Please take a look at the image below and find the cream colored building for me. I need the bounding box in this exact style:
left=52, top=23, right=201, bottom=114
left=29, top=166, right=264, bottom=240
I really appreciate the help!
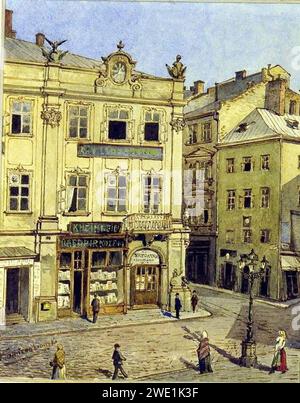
left=0, top=11, right=189, bottom=325
left=217, top=77, right=300, bottom=300
left=183, top=65, right=296, bottom=289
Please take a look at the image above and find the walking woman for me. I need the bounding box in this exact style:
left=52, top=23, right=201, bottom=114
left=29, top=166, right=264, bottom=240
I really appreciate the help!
left=269, top=330, right=288, bottom=374
left=197, top=330, right=213, bottom=374
left=50, top=344, right=66, bottom=380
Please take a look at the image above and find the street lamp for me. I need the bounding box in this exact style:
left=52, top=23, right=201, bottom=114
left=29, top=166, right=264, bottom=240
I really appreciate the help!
left=238, top=249, right=269, bottom=368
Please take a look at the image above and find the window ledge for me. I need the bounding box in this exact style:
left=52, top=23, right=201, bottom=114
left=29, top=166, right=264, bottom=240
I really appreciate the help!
left=62, top=212, right=91, bottom=217
left=4, top=211, right=33, bottom=215
left=66, top=138, right=91, bottom=142
left=102, top=212, right=127, bottom=216
left=8, top=133, right=33, bottom=138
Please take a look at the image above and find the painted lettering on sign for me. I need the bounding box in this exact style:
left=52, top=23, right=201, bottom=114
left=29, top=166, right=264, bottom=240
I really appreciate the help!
left=60, top=238, right=125, bottom=249
left=69, top=222, right=122, bottom=234
left=131, top=250, right=160, bottom=265
left=78, top=144, right=163, bottom=161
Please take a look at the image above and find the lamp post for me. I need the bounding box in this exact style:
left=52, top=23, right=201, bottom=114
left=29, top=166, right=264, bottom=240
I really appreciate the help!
left=238, top=249, right=269, bottom=368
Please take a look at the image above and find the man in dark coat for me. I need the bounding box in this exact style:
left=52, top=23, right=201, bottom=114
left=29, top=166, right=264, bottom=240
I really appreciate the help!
left=91, top=294, right=100, bottom=323
left=112, top=343, right=128, bottom=380
left=175, top=293, right=182, bottom=319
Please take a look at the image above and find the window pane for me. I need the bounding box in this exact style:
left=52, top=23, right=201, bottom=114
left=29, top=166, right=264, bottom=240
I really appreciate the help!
left=69, top=175, right=77, bottom=186
left=108, top=251, right=122, bottom=266
left=80, top=107, right=88, bottom=117
left=70, top=118, right=78, bottom=127
left=92, top=252, right=106, bottom=266
left=118, top=176, right=126, bottom=188
left=69, top=127, right=77, bottom=137
left=10, top=187, right=19, bottom=196
left=21, top=175, right=29, bottom=185
left=108, top=121, right=127, bottom=140
left=108, top=188, right=117, bottom=199
left=22, top=102, right=31, bottom=112
left=78, top=199, right=86, bottom=211
left=79, top=128, right=87, bottom=138
left=78, top=176, right=87, bottom=186
left=118, top=201, right=126, bottom=212
left=20, top=198, right=29, bottom=211
left=12, top=102, right=22, bottom=112
left=153, top=177, right=160, bottom=187
left=145, top=112, right=152, bottom=121
left=80, top=118, right=87, bottom=128
left=22, top=125, right=30, bottom=134
left=69, top=106, right=79, bottom=117
left=107, top=199, right=116, bottom=211
left=153, top=113, right=160, bottom=122
left=23, top=114, right=31, bottom=125
left=12, top=114, right=21, bottom=133
left=119, top=189, right=126, bottom=199
left=108, top=175, right=117, bottom=187
left=78, top=188, right=86, bottom=198
left=10, top=198, right=18, bottom=210
left=21, top=187, right=29, bottom=196
left=144, top=123, right=159, bottom=141
left=119, top=110, right=128, bottom=120
left=109, top=110, right=118, bottom=119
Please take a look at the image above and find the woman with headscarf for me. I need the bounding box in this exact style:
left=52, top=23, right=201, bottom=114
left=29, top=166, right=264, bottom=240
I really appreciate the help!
left=197, top=330, right=213, bottom=374
left=269, top=330, right=288, bottom=374
left=50, top=344, right=66, bottom=380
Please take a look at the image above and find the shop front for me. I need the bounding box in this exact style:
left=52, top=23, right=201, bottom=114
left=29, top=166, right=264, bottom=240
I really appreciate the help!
left=281, top=255, right=300, bottom=300
left=130, top=249, right=162, bottom=307
left=57, top=222, right=127, bottom=317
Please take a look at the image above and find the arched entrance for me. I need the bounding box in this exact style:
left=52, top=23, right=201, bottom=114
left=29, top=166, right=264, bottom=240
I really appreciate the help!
left=130, top=249, right=161, bottom=306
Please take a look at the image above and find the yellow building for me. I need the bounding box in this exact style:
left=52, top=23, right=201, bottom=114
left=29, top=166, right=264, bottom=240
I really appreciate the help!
left=217, top=77, right=300, bottom=300
left=0, top=11, right=189, bottom=325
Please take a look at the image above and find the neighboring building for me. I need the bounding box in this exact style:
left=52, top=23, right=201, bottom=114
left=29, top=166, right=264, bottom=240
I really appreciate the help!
left=217, top=89, right=300, bottom=300
left=183, top=65, right=293, bottom=287
left=0, top=10, right=189, bottom=325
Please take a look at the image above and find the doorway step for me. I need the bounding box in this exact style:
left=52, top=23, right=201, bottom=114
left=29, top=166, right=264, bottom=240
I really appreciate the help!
left=6, top=313, right=27, bottom=325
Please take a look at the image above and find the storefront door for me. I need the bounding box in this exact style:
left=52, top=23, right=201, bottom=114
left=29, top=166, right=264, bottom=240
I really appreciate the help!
left=133, top=266, right=159, bottom=305
left=286, top=271, right=299, bottom=299
left=6, top=268, right=20, bottom=315
left=73, top=251, right=84, bottom=315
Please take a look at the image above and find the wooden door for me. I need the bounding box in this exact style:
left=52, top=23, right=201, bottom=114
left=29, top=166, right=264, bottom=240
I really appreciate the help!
left=133, top=266, right=159, bottom=305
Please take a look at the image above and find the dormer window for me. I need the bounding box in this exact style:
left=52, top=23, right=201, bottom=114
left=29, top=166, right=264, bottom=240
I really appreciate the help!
left=286, top=118, right=299, bottom=129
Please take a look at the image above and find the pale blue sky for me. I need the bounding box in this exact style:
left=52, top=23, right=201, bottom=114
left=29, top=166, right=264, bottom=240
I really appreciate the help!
left=5, top=0, right=300, bottom=90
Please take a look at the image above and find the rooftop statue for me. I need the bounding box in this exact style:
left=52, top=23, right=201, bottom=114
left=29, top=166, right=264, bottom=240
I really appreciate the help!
left=41, top=38, right=69, bottom=63
left=166, top=55, right=186, bottom=80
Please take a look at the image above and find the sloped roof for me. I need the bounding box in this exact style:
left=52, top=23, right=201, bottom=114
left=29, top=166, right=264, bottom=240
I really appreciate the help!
left=5, top=37, right=102, bottom=69
left=0, top=247, right=36, bottom=259
left=222, top=108, right=300, bottom=144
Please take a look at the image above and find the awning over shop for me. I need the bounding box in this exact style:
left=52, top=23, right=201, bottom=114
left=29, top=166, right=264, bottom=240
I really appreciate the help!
left=281, top=255, right=300, bottom=272
left=0, top=247, right=36, bottom=260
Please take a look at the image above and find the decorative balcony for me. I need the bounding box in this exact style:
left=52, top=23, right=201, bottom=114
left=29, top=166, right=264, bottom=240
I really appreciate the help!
left=123, top=213, right=172, bottom=233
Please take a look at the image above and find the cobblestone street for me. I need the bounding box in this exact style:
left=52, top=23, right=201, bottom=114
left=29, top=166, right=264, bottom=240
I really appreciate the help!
left=0, top=287, right=299, bottom=382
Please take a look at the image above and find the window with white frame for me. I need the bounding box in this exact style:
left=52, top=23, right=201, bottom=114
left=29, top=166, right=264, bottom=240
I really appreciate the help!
left=143, top=174, right=162, bottom=213
left=261, top=187, right=270, bottom=208
left=66, top=174, right=88, bottom=213
left=227, top=190, right=236, bottom=210
left=261, top=154, right=270, bottom=171
left=226, top=158, right=235, bottom=173
left=260, top=229, right=270, bottom=243
left=8, top=172, right=31, bottom=212
left=243, top=189, right=252, bottom=209
left=144, top=111, right=160, bottom=141
left=106, top=173, right=127, bottom=212
left=68, top=105, right=88, bottom=139
left=11, top=100, right=32, bottom=135
left=243, top=229, right=252, bottom=243
left=187, top=125, right=197, bottom=144
left=108, top=109, right=129, bottom=140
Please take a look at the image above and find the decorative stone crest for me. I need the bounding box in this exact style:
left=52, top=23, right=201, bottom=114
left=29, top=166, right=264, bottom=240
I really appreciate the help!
left=41, top=38, right=68, bottom=63
left=170, top=117, right=186, bottom=132
left=166, top=55, right=186, bottom=80
left=41, top=107, right=62, bottom=128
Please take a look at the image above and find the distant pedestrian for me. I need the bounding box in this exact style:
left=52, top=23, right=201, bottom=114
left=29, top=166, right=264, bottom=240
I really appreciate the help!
left=91, top=294, right=100, bottom=323
left=175, top=293, right=182, bottom=319
left=191, top=290, right=199, bottom=313
left=197, top=330, right=213, bottom=374
left=50, top=344, right=66, bottom=380
left=112, top=343, right=128, bottom=380
left=269, top=330, right=288, bottom=374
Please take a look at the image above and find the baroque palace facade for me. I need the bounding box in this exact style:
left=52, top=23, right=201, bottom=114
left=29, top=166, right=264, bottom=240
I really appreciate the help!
left=0, top=10, right=189, bottom=325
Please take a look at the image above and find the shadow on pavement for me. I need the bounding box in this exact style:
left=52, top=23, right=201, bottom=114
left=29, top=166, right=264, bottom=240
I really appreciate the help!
left=97, top=368, right=113, bottom=378
left=179, top=357, right=198, bottom=372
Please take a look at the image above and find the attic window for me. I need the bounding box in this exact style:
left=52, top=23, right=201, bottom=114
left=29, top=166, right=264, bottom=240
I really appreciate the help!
left=236, top=123, right=249, bottom=133
left=286, top=119, right=299, bottom=129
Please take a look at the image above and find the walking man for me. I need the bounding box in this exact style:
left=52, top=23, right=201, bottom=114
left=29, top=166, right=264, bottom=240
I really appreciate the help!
left=91, top=294, right=100, bottom=324
left=175, top=293, right=182, bottom=319
left=112, top=343, right=128, bottom=380
left=191, top=290, right=199, bottom=313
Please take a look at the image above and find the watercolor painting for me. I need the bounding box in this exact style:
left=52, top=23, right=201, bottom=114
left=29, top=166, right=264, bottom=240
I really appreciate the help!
left=1, top=0, right=300, bottom=384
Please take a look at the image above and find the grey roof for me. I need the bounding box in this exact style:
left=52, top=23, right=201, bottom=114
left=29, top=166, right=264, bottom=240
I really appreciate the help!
left=222, top=108, right=300, bottom=144
left=0, top=246, right=36, bottom=259
left=5, top=37, right=102, bottom=69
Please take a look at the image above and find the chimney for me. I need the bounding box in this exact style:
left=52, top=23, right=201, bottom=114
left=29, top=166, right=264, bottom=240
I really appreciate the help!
left=235, top=70, right=247, bottom=80
left=193, top=80, right=205, bottom=95
left=265, top=77, right=287, bottom=115
left=5, top=9, right=16, bottom=38
left=35, top=32, right=45, bottom=47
